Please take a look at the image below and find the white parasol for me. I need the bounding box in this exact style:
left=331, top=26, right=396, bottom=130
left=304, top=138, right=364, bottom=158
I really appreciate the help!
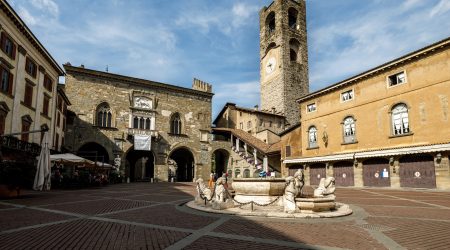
left=33, top=132, right=51, bottom=191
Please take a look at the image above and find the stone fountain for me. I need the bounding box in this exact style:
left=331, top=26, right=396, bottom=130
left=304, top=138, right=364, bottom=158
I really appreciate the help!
left=188, top=169, right=352, bottom=218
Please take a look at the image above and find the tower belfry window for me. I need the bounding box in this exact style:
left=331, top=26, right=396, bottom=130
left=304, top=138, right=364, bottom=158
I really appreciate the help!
left=288, top=8, right=298, bottom=29
left=289, top=39, right=300, bottom=63
left=266, top=12, right=276, bottom=35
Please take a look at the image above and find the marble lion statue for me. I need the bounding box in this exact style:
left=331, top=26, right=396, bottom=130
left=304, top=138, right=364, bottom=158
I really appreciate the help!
left=195, top=178, right=212, bottom=204
left=313, top=177, right=336, bottom=198
left=214, top=177, right=227, bottom=202
left=284, top=169, right=305, bottom=213
left=212, top=177, right=234, bottom=210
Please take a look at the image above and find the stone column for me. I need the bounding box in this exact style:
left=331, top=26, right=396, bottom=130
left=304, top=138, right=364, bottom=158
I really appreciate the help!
left=326, top=163, right=333, bottom=178
left=354, top=160, right=363, bottom=187
left=304, top=164, right=310, bottom=186
left=263, top=155, right=268, bottom=173
left=230, top=134, right=234, bottom=147
left=390, top=157, right=400, bottom=188
left=150, top=116, right=156, bottom=130
left=236, top=138, right=240, bottom=152
left=11, top=46, right=27, bottom=134
left=244, top=143, right=248, bottom=157
left=253, top=148, right=257, bottom=166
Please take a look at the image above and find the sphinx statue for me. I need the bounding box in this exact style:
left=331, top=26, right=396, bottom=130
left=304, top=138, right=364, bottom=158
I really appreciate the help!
left=284, top=169, right=305, bottom=213
left=313, top=177, right=336, bottom=198
left=195, top=178, right=212, bottom=205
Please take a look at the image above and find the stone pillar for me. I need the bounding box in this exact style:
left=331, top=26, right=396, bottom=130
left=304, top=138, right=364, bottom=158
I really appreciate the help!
left=230, top=134, right=234, bottom=148
left=354, top=161, right=363, bottom=187
left=436, top=154, right=450, bottom=190
left=150, top=116, right=156, bottom=130
left=304, top=164, right=310, bottom=186
left=390, top=157, right=400, bottom=188
left=236, top=138, right=240, bottom=152
left=254, top=148, right=257, bottom=166
left=263, top=155, right=268, bottom=172
left=11, top=46, right=27, bottom=134
left=244, top=143, right=248, bottom=157
left=326, top=163, right=333, bottom=178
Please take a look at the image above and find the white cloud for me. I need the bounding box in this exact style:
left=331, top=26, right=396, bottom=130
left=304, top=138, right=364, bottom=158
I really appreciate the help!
left=176, top=2, right=259, bottom=36
left=430, top=0, right=450, bottom=17
left=213, top=80, right=260, bottom=118
left=30, top=0, right=59, bottom=17
left=17, top=7, right=37, bottom=26
left=309, top=0, right=450, bottom=90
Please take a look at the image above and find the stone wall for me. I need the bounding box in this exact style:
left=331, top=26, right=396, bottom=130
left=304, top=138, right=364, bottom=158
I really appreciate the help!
left=63, top=65, right=214, bottom=182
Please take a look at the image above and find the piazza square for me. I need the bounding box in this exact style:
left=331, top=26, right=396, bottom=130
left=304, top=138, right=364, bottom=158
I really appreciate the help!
left=1, top=0, right=450, bottom=249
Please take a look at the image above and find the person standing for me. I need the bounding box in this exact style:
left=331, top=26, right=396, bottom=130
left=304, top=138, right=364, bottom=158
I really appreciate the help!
left=208, top=172, right=214, bottom=188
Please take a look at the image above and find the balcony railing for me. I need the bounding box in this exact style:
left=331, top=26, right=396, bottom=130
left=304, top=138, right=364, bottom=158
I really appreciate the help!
left=127, top=128, right=158, bottom=137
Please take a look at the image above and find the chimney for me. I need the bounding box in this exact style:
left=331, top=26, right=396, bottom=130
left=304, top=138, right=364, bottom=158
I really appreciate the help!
left=254, top=105, right=259, bottom=111
left=271, top=107, right=276, bottom=114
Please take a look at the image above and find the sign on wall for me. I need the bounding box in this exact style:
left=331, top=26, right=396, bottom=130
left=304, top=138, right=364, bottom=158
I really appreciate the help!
left=134, top=135, right=151, bottom=151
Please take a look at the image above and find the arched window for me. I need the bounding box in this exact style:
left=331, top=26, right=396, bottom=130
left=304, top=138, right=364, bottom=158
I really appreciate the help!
left=343, top=116, right=356, bottom=143
left=235, top=169, right=241, bottom=178
left=96, top=103, right=112, bottom=127
left=289, top=39, right=300, bottom=63
left=266, top=12, right=275, bottom=34
left=308, top=126, right=318, bottom=148
left=170, top=113, right=182, bottom=134
left=392, top=103, right=410, bottom=135
left=133, top=116, right=152, bottom=130
left=288, top=8, right=298, bottom=29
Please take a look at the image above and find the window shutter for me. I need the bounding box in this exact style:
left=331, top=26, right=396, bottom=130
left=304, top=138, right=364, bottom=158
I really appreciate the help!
left=7, top=71, right=13, bottom=95
left=0, top=32, right=5, bottom=49
left=11, top=43, right=16, bottom=60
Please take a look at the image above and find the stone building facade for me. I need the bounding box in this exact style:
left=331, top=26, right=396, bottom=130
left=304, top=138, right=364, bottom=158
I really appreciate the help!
left=283, top=37, right=450, bottom=190
left=213, top=102, right=285, bottom=143
left=63, top=65, right=214, bottom=182
left=0, top=1, right=65, bottom=160
left=259, top=0, right=309, bottom=126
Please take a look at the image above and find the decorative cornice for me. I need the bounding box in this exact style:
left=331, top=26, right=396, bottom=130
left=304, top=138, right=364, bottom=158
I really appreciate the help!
left=297, top=36, right=450, bottom=104
left=18, top=45, right=27, bottom=55
left=0, top=56, right=14, bottom=69
left=63, top=64, right=215, bottom=99
left=38, top=65, right=45, bottom=73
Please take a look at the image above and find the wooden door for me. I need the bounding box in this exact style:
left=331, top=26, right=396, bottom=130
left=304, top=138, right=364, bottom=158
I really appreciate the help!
left=333, top=161, right=354, bottom=187
left=400, top=154, right=436, bottom=189
left=363, top=158, right=391, bottom=187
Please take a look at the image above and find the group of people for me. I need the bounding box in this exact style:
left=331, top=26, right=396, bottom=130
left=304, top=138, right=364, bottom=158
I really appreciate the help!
left=208, top=171, right=229, bottom=188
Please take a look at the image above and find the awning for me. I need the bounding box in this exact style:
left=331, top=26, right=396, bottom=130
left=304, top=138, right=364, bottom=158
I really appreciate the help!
left=283, top=142, right=450, bottom=164
left=50, top=153, right=95, bottom=167
left=284, top=153, right=354, bottom=164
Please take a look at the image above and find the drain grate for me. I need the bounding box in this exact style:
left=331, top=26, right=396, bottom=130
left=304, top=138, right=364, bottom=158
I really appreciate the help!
left=358, top=224, right=395, bottom=232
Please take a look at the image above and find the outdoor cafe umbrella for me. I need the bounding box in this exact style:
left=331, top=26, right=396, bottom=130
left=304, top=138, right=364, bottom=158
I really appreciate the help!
left=33, top=132, right=51, bottom=191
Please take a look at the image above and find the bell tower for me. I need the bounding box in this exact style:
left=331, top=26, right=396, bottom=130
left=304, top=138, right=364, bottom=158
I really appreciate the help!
left=259, top=0, right=309, bottom=126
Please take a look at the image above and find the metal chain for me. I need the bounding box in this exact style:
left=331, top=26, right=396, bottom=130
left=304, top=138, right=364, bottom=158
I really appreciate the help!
left=197, top=181, right=217, bottom=202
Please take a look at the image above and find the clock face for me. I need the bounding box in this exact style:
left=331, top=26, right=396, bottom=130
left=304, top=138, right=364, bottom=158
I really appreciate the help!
left=265, top=57, right=276, bottom=74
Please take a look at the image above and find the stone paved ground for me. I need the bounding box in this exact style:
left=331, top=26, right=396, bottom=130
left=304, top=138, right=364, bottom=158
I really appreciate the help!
left=1, top=183, right=450, bottom=250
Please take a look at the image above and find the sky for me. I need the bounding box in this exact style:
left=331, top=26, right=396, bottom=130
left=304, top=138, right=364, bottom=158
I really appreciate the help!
left=8, top=0, right=450, bottom=119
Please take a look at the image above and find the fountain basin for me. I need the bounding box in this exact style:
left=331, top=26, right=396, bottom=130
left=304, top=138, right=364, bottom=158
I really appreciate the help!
left=231, top=178, right=285, bottom=205
left=296, top=196, right=336, bottom=213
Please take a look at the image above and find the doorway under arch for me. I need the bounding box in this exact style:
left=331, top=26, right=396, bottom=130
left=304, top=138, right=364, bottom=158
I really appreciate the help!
left=77, top=142, right=110, bottom=163
left=125, top=147, right=155, bottom=182
left=169, top=147, right=195, bottom=182
left=212, top=149, right=229, bottom=176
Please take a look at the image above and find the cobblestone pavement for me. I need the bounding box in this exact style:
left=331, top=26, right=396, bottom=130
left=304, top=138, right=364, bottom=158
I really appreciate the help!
left=1, top=183, right=450, bottom=249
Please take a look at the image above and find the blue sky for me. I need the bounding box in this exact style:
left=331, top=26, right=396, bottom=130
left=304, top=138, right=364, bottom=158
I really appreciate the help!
left=9, top=0, right=450, bottom=119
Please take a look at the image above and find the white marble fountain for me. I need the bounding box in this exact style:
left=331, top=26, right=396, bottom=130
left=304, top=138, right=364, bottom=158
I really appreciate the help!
left=187, top=169, right=352, bottom=218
